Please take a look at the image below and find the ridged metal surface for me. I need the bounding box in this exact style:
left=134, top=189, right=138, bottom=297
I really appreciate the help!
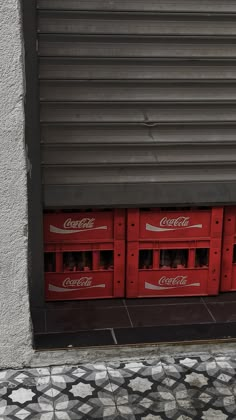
left=38, top=0, right=236, bottom=207
left=39, top=58, right=236, bottom=80
left=37, top=0, right=236, bottom=13
left=39, top=36, right=236, bottom=58
left=38, top=11, right=236, bottom=36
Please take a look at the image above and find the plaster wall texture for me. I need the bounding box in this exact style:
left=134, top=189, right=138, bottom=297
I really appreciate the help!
left=0, top=0, right=34, bottom=368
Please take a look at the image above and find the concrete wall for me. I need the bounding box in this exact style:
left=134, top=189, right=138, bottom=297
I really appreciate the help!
left=0, top=0, right=34, bottom=368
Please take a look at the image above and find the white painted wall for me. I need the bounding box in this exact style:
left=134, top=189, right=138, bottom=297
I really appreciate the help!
left=0, top=0, right=34, bottom=368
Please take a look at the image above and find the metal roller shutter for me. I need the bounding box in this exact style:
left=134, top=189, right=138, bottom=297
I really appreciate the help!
left=37, top=0, right=236, bottom=207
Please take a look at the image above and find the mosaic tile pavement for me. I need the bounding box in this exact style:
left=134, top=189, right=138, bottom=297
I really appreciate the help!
left=2, top=354, right=236, bottom=419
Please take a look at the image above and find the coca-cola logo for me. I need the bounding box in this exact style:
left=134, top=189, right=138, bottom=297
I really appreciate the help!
left=160, top=217, right=190, bottom=227
left=146, top=216, right=202, bottom=232
left=64, top=218, right=95, bottom=229
left=145, top=275, right=200, bottom=291
left=158, top=275, right=187, bottom=286
left=49, top=217, right=108, bottom=235
left=48, top=280, right=106, bottom=293
left=63, top=277, right=92, bottom=288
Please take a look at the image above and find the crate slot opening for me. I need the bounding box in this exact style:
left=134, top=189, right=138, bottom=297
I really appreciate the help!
left=139, top=250, right=153, bottom=269
left=233, top=245, right=236, bottom=263
left=160, top=249, right=188, bottom=269
left=63, top=251, right=93, bottom=272
left=195, top=248, right=209, bottom=268
left=100, top=250, right=114, bottom=270
left=62, top=250, right=114, bottom=272
left=44, top=252, right=56, bottom=272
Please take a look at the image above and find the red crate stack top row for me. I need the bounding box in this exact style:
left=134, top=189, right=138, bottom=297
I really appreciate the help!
left=44, top=210, right=126, bottom=301
left=43, top=206, right=236, bottom=301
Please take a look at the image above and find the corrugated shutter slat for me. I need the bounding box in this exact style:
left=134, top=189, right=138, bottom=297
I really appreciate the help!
left=37, top=0, right=236, bottom=13
left=38, top=0, right=236, bottom=207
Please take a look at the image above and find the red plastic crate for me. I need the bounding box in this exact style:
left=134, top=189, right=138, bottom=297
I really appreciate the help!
left=44, top=210, right=125, bottom=301
left=221, top=206, right=236, bottom=292
left=44, top=242, right=125, bottom=301
left=126, top=208, right=223, bottom=298
left=44, top=209, right=125, bottom=243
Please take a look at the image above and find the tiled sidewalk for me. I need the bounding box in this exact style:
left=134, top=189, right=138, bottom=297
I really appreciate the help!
left=1, top=354, right=236, bottom=419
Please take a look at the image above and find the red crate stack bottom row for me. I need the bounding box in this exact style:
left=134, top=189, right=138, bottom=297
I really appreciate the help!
left=126, top=207, right=224, bottom=298
left=221, top=206, right=236, bottom=292
left=44, top=210, right=125, bottom=301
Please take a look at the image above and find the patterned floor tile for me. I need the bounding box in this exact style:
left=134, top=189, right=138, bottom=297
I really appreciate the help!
left=54, top=407, right=135, bottom=419
left=161, top=356, right=214, bottom=391
left=54, top=406, right=136, bottom=419
left=200, top=407, right=230, bottom=419
left=115, top=405, right=136, bottom=419
left=50, top=363, right=115, bottom=418
left=0, top=413, right=54, bottom=420
left=162, top=355, right=236, bottom=394
left=161, top=355, right=216, bottom=377
left=21, top=414, right=54, bottom=420
left=2, top=354, right=236, bottom=420
left=133, top=415, right=166, bottom=420
left=0, top=370, right=40, bottom=388
left=51, top=363, right=106, bottom=375
left=107, top=360, right=166, bottom=405
left=132, top=400, right=199, bottom=419
left=134, top=400, right=231, bottom=419
left=160, top=356, right=236, bottom=415
left=25, top=368, right=51, bottom=377
left=0, top=367, right=54, bottom=418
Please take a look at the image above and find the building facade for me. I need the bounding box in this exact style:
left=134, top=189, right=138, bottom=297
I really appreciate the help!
left=2, top=0, right=236, bottom=368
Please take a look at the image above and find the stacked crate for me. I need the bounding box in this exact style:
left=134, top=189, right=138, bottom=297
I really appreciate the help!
left=221, top=207, right=236, bottom=292
left=126, top=208, right=223, bottom=298
left=44, top=210, right=125, bottom=300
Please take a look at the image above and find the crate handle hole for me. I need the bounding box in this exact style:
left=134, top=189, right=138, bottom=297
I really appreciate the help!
left=215, top=220, right=219, bottom=224
left=228, top=218, right=232, bottom=222
left=131, top=253, right=134, bottom=256
left=131, top=281, right=134, bottom=284
left=118, top=254, right=121, bottom=257
left=214, top=252, right=217, bottom=254
left=224, top=275, right=227, bottom=278
left=226, top=248, right=229, bottom=251
left=131, top=223, right=135, bottom=227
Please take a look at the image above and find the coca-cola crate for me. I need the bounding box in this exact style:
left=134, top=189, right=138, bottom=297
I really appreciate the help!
left=44, top=242, right=125, bottom=301
left=44, top=209, right=125, bottom=243
left=43, top=209, right=125, bottom=300
left=126, top=207, right=223, bottom=298
left=221, top=206, right=236, bottom=291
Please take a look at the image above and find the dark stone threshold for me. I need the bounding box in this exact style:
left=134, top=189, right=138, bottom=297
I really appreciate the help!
left=34, top=321, right=236, bottom=350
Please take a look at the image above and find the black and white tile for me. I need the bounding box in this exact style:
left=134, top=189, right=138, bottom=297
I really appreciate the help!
left=1, top=354, right=236, bottom=419
left=0, top=367, right=54, bottom=419
left=51, top=363, right=116, bottom=419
